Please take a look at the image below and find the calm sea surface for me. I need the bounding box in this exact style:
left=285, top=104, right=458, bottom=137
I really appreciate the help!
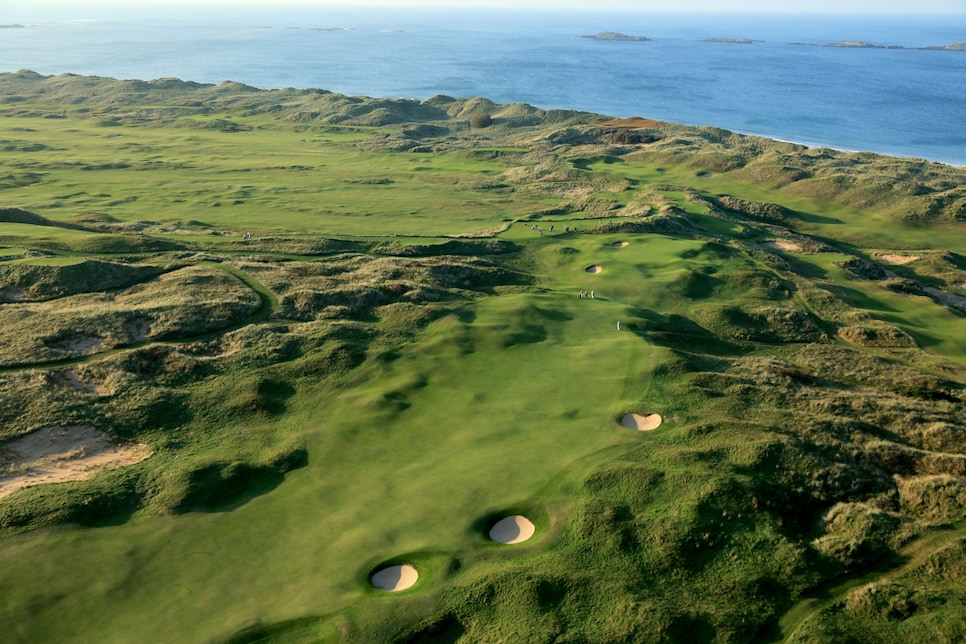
left=2, top=7, right=965, bottom=165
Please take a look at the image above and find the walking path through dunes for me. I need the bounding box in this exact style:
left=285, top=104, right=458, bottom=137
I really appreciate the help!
left=0, top=290, right=659, bottom=642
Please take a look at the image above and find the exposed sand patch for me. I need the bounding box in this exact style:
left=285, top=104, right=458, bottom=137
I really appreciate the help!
left=586, top=265, right=603, bottom=274
left=878, top=253, right=919, bottom=265
left=52, top=370, right=98, bottom=395
left=47, top=335, right=104, bottom=354
left=0, top=425, right=152, bottom=500
left=613, top=241, right=629, bottom=248
left=766, top=240, right=802, bottom=253
left=956, top=282, right=966, bottom=292
left=370, top=564, right=418, bottom=591
left=620, top=413, right=663, bottom=431
left=489, top=515, right=536, bottom=544
left=697, top=172, right=713, bottom=179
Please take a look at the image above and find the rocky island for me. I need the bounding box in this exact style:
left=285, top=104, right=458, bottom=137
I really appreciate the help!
left=793, top=40, right=966, bottom=51
left=925, top=42, right=966, bottom=51
left=581, top=31, right=649, bottom=41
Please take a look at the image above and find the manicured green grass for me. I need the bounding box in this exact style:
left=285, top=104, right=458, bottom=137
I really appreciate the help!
left=6, top=255, right=85, bottom=266
left=0, top=251, right=672, bottom=641
left=0, top=222, right=100, bottom=244
left=2, top=115, right=529, bottom=237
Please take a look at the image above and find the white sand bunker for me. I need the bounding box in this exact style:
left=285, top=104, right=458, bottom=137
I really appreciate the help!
left=878, top=253, right=919, bottom=265
left=489, top=515, right=536, bottom=544
left=0, top=425, right=152, bottom=500
left=586, top=265, right=603, bottom=274
left=613, top=241, right=629, bottom=248
left=370, top=564, right=418, bottom=591
left=620, top=413, right=663, bottom=431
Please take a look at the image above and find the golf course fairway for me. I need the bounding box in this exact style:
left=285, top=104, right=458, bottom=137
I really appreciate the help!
left=0, top=72, right=964, bottom=642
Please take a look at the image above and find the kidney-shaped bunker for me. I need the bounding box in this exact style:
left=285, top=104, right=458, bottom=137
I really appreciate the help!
left=489, top=515, right=536, bottom=544
left=370, top=563, right=418, bottom=591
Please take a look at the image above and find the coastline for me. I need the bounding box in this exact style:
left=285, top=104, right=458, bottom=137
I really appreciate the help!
left=0, top=11, right=963, bottom=168
left=712, top=128, right=966, bottom=168
left=2, top=66, right=962, bottom=168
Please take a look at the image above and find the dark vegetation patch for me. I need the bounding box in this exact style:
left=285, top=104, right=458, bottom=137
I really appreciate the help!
left=837, top=323, right=917, bottom=348
left=837, top=256, right=888, bottom=280
left=590, top=212, right=698, bottom=237
left=714, top=195, right=797, bottom=224
left=0, top=258, right=163, bottom=301
left=269, top=255, right=529, bottom=321
left=373, top=239, right=519, bottom=257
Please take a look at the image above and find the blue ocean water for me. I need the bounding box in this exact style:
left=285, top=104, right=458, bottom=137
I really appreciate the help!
left=2, top=7, right=965, bottom=165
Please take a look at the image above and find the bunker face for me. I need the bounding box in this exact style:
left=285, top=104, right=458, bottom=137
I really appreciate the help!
left=489, top=515, right=536, bottom=544
left=620, top=413, right=663, bottom=431
left=0, top=425, right=152, bottom=500
left=586, top=265, right=603, bottom=274
left=370, top=564, right=418, bottom=591
left=613, top=241, right=628, bottom=248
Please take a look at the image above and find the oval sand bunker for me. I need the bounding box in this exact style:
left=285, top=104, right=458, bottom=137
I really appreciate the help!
left=370, top=564, right=418, bottom=591
left=620, top=413, right=663, bottom=431
left=613, top=241, right=628, bottom=248
left=489, top=515, right=536, bottom=544
left=585, top=265, right=603, bottom=274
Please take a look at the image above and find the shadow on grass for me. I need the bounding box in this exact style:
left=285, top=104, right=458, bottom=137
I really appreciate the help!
left=0, top=473, right=144, bottom=532
left=174, top=449, right=308, bottom=514
left=393, top=613, right=466, bottom=644
left=625, top=307, right=749, bottom=356
left=825, top=283, right=900, bottom=313
left=224, top=614, right=341, bottom=644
